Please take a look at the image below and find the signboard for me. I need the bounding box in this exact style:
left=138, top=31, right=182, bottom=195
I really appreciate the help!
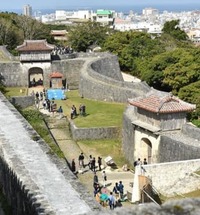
left=47, top=89, right=66, bottom=100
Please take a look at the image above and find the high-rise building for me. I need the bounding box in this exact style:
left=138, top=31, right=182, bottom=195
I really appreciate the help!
left=23, top=4, right=32, bottom=17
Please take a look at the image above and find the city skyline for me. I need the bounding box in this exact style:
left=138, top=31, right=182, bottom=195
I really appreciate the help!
left=0, top=0, right=200, bottom=10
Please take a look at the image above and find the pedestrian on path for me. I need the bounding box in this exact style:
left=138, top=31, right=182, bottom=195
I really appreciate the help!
left=88, top=155, right=93, bottom=170
left=71, top=159, right=76, bottom=173
left=78, top=153, right=85, bottom=169
left=92, top=157, right=96, bottom=172
left=102, top=171, right=107, bottom=187
left=108, top=192, right=115, bottom=210
left=93, top=172, right=99, bottom=187
left=98, top=157, right=102, bottom=171
left=57, top=106, right=63, bottom=118
left=118, top=181, right=124, bottom=200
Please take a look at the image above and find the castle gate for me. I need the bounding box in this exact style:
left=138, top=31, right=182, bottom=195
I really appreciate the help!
left=140, top=138, right=152, bottom=164
left=29, top=67, right=44, bottom=87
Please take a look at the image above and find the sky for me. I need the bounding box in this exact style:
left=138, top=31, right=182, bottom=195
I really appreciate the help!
left=1, top=0, right=200, bottom=10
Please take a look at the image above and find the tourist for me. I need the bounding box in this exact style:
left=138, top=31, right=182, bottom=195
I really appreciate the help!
left=40, top=91, right=43, bottom=101
left=93, top=183, right=101, bottom=197
left=82, top=104, right=86, bottom=116
left=42, top=99, right=46, bottom=109
left=137, top=158, right=142, bottom=166
left=88, top=155, right=93, bottom=170
left=98, top=157, right=102, bottom=171
left=70, top=107, right=74, bottom=119
left=35, top=98, right=40, bottom=109
left=92, top=157, right=96, bottom=172
left=102, top=171, right=107, bottom=187
left=46, top=99, right=51, bottom=112
left=113, top=182, right=120, bottom=202
left=43, top=88, right=46, bottom=97
left=93, top=172, right=99, bottom=187
left=57, top=106, right=63, bottom=118
left=78, top=152, right=85, bottom=169
left=134, top=158, right=142, bottom=167
left=50, top=101, right=56, bottom=116
left=79, top=104, right=83, bottom=116
left=35, top=91, right=39, bottom=99
left=118, top=181, right=124, bottom=200
left=113, top=182, right=119, bottom=195
left=72, top=105, right=77, bottom=116
left=108, top=192, right=115, bottom=210
left=71, top=159, right=76, bottom=173
left=143, top=158, right=148, bottom=165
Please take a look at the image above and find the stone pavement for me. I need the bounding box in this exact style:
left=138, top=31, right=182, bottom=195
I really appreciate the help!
left=40, top=107, right=135, bottom=205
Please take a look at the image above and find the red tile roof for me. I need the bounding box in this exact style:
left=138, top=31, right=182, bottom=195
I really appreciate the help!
left=16, top=40, right=55, bottom=51
left=129, top=94, right=196, bottom=113
left=50, top=72, right=63, bottom=78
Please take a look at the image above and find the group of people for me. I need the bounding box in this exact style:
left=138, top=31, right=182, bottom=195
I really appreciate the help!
left=93, top=173, right=125, bottom=210
left=88, top=155, right=102, bottom=172
left=52, top=45, right=73, bottom=56
left=70, top=152, right=126, bottom=210
left=30, top=78, right=43, bottom=87
left=70, top=104, right=86, bottom=119
left=133, top=158, right=148, bottom=167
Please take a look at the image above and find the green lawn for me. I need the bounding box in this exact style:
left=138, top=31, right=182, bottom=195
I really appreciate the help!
left=6, top=87, right=27, bottom=97
left=5, top=88, right=126, bottom=127
left=77, top=139, right=129, bottom=168
left=55, top=90, right=126, bottom=127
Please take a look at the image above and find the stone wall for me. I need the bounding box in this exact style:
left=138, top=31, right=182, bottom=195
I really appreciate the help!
left=9, top=96, right=35, bottom=109
left=158, top=134, right=200, bottom=163
left=0, top=151, right=46, bottom=215
left=0, top=59, right=86, bottom=90
left=182, top=123, right=200, bottom=141
left=122, top=106, right=137, bottom=164
left=143, top=159, right=200, bottom=197
left=0, top=52, right=151, bottom=103
left=0, top=62, right=22, bottom=87
left=0, top=92, right=101, bottom=214
left=90, top=55, right=123, bottom=81
left=79, top=56, right=150, bottom=103
left=51, top=59, right=85, bottom=90
left=69, top=120, right=120, bottom=141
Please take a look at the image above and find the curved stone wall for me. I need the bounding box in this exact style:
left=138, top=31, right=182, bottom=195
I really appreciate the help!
left=79, top=55, right=150, bottom=103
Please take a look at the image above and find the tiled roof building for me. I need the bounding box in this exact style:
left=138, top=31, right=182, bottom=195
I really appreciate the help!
left=128, top=94, right=196, bottom=113
left=123, top=91, right=196, bottom=165
left=17, top=40, right=54, bottom=52
left=16, top=40, right=54, bottom=62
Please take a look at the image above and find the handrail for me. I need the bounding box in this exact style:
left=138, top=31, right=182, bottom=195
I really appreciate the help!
left=142, top=189, right=160, bottom=206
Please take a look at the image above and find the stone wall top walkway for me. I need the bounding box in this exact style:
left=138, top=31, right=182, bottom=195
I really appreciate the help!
left=0, top=92, right=92, bottom=214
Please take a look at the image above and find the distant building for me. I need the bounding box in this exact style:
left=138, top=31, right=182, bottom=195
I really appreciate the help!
left=55, top=10, right=67, bottom=20
left=95, top=9, right=115, bottom=26
left=23, top=4, right=32, bottom=17
left=142, top=8, right=159, bottom=16
left=50, top=30, right=68, bottom=41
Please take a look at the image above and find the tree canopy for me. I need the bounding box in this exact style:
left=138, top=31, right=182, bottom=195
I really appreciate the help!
left=68, top=21, right=110, bottom=52
left=162, top=20, right=188, bottom=41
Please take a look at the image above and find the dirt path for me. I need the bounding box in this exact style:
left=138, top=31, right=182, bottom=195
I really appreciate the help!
left=43, top=111, right=134, bottom=208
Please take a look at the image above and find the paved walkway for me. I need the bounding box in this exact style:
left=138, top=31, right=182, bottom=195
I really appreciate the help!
left=40, top=107, right=135, bottom=205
